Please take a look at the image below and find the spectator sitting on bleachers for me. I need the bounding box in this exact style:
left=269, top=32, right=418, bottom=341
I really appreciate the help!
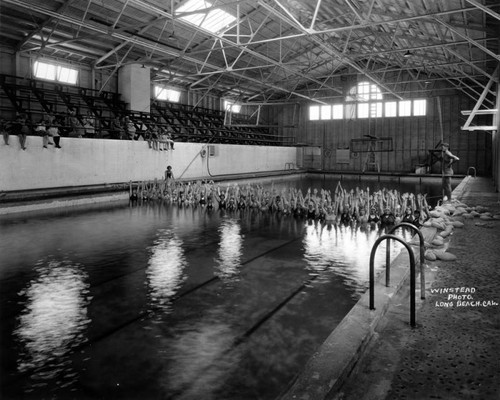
left=124, top=116, right=136, bottom=140
left=50, top=115, right=63, bottom=148
left=83, top=113, right=96, bottom=138
left=11, top=113, right=29, bottom=150
left=68, top=109, right=84, bottom=138
left=35, top=116, right=51, bottom=148
left=111, top=116, right=124, bottom=139
left=165, top=128, right=175, bottom=150
left=147, top=124, right=159, bottom=150
left=158, top=126, right=168, bottom=151
left=1, top=118, right=11, bottom=145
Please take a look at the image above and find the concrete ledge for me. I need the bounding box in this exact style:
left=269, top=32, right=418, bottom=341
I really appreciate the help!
left=281, top=226, right=436, bottom=400
left=0, top=192, right=128, bottom=215
left=451, top=175, right=473, bottom=199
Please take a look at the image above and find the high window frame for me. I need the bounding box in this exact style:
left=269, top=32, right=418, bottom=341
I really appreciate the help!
left=224, top=100, right=241, bottom=113
left=33, top=60, right=79, bottom=85
left=308, top=80, right=427, bottom=121
left=154, top=85, right=181, bottom=102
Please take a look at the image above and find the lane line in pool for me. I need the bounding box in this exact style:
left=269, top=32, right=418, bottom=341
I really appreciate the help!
left=234, top=274, right=319, bottom=345
left=173, top=235, right=305, bottom=301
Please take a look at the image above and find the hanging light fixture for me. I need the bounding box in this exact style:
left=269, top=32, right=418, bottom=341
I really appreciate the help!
left=403, top=50, right=412, bottom=58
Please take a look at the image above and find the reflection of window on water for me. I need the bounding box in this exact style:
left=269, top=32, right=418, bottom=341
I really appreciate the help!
left=146, top=230, right=186, bottom=313
left=215, top=219, right=243, bottom=281
left=302, top=224, right=408, bottom=291
left=15, top=258, right=90, bottom=382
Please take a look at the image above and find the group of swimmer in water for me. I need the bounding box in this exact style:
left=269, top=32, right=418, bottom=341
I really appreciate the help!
left=129, top=169, right=431, bottom=228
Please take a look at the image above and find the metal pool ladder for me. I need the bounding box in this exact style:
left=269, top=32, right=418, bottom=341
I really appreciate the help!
left=467, top=166, right=477, bottom=177
left=369, top=222, right=426, bottom=327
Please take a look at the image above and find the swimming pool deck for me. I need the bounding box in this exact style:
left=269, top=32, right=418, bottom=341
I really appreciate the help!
left=283, top=176, right=500, bottom=400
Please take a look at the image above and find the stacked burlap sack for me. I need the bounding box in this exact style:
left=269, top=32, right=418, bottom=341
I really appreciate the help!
left=421, top=200, right=500, bottom=261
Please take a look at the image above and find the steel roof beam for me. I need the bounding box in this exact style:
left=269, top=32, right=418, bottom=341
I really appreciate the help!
left=15, top=0, right=74, bottom=51
left=260, top=0, right=403, bottom=99
left=465, top=0, right=500, bottom=22
left=128, top=0, right=343, bottom=97
left=434, top=18, right=500, bottom=62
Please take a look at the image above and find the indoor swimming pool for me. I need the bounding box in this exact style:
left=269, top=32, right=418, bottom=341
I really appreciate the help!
left=0, top=175, right=440, bottom=399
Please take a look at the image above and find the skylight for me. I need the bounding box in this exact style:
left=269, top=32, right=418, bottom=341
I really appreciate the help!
left=176, top=0, right=236, bottom=34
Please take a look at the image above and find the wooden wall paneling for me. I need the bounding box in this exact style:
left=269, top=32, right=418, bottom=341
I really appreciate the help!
left=387, top=117, right=397, bottom=172
left=372, top=118, right=384, bottom=170
left=421, top=114, right=430, bottom=165
left=478, top=131, right=492, bottom=175
left=410, top=118, right=420, bottom=171
left=383, top=118, right=391, bottom=172
left=475, top=132, right=485, bottom=175
left=341, top=119, right=351, bottom=171
left=485, top=133, right=493, bottom=176
left=331, top=121, right=340, bottom=170
left=456, top=127, right=469, bottom=176
left=464, top=131, right=472, bottom=175
left=450, top=96, right=461, bottom=151
left=394, top=116, right=404, bottom=172
left=468, top=131, right=478, bottom=175
left=399, top=118, right=408, bottom=172
left=457, top=96, right=469, bottom=175
left=356, top=119, right=367, bottom=172
left=472, top=132, right=481, bottom=175
left=444, top=96, right=454, bottom=145
left=414, top=117, right=424, bottom=167
left=331, top=120, right=339, bottom=170
left=407, top=118, right=413, bottom=171
left=428, top=98, right=440, bottom=173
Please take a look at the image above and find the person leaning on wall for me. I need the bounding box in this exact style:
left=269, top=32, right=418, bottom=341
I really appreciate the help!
left=440, top=142, right=460, bottom=203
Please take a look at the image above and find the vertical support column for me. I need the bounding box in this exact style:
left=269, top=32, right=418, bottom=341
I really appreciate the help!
left=118, top=64, right=150, bottom=113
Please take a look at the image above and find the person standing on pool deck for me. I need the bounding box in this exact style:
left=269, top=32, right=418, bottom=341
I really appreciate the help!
left=165, top=165, right=174, bottom=184
left=441, top=142, right=459, bottom=203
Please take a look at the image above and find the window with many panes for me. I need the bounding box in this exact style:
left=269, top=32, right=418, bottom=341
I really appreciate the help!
left=399, top=100, right=412, bottom=116
left=224, top=100, right=241, bottom=113
left=332, top=104, right=343, bottom=119
left=347, top=81, right=383, bottom=102
left=33, top=61, right=78, bottom=84
left=154, top=86, right=181, bottom=102
left=413, top=99, right=427, bottom=116
left=308, top=81, right=427, bottom=120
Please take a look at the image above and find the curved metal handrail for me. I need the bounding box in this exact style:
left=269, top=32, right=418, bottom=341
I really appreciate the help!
left=389, top=222, right=426, bottom=300
left=369, top=234, right=417, bottom=327
left=467, top=166, right=476, bottom=178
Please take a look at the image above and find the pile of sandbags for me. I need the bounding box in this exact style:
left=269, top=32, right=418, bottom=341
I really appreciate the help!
left=422, top=200, right=500, bottom=261
left=422, top=200, right=467, bottom=261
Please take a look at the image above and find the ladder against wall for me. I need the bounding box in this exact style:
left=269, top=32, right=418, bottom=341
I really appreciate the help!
left=350, top=136, right=393, bottom=172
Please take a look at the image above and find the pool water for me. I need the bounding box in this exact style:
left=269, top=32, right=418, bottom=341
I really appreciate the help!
left=0, top=184, right=417, bottom=399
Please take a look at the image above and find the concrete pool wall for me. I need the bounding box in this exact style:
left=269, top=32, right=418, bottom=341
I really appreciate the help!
left=0, top=136, right=298, bottom=192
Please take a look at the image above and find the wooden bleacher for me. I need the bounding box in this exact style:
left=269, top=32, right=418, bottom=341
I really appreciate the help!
left=0, top=74, right=295, bottom=146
